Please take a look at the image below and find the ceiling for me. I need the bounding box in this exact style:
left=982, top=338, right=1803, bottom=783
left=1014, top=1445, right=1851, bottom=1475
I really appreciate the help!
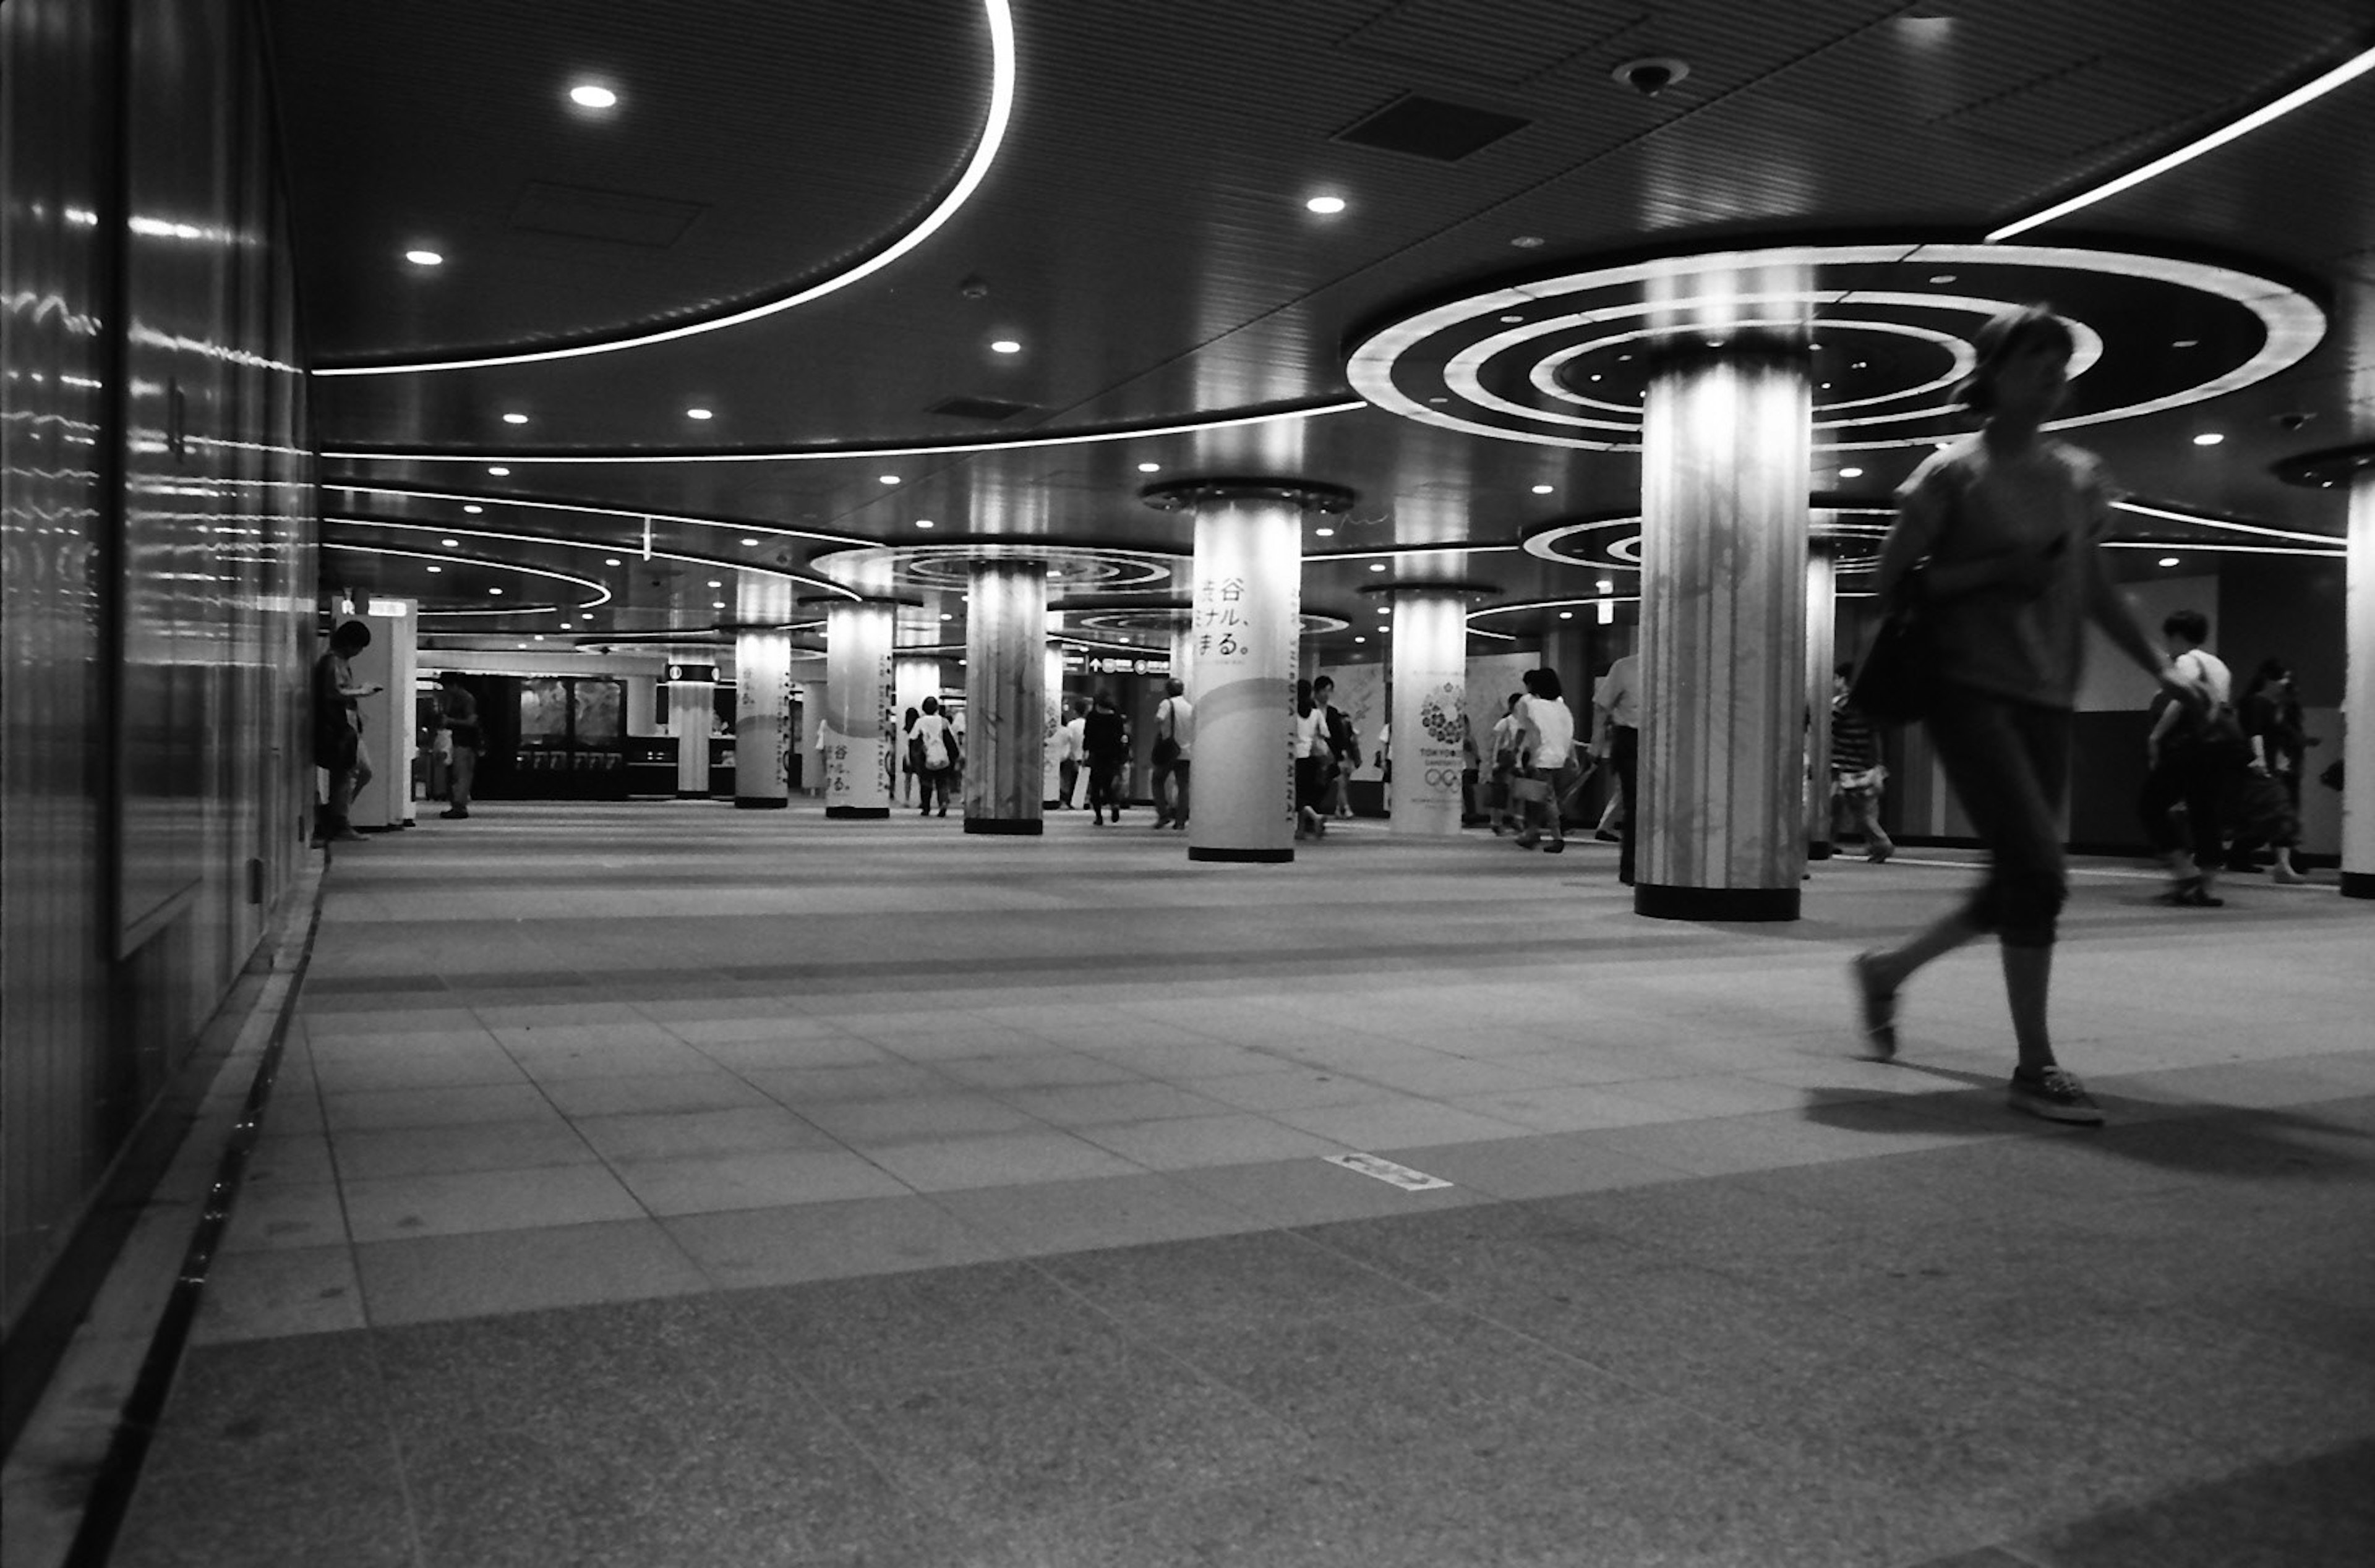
left=269, top=0, right=2375, bottom=657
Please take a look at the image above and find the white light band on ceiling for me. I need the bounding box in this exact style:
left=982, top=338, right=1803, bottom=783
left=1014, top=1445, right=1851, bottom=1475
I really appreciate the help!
left=317, top=1, right=1018, bottom=376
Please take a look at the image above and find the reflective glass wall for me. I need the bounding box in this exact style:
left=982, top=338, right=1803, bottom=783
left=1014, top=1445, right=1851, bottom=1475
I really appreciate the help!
left=2, top=0, right=315, bottom=1438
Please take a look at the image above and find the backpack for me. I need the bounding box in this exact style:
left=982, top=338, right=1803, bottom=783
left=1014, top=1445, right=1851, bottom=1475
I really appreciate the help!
left=922, top=722, right=950, bottom=770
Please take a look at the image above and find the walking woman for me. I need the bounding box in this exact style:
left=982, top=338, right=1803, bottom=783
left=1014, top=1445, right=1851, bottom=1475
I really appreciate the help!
left=1511, top=668, right=1581, bottom=853
left=1293, top=679, right=1337, bottom=840
left=1848, top=305, right=2197, bottom=1126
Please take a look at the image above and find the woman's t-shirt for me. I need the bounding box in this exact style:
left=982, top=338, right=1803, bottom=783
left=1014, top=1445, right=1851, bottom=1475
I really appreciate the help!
left=1891, top=435, right=2114, bottom=710
left=1294, top=707, right=1329, bottom=759
left=1518, top=696, right=1575, bottom=767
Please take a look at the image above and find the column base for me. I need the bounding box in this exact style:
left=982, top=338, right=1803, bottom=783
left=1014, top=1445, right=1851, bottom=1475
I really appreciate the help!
left=2340, top=872, right=2375, bottom=900
left=734, top=796, right=789, bottom=810
left=1187, top=846, right=1294, bottom=864
left=1633, top=883, right=1800, bottom=922
left=825, top=805, right=890, bottom=819
left=963, top=818, right=1044, bottom=837
left=1807, top=841, right=1835, bottom=861
left=675, top=789, right=712, bottom=799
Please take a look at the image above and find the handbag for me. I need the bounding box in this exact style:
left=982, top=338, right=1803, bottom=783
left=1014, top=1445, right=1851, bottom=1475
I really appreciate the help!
left=1507, top=771, right=1551, bottom=804
left=1847, top=577, right=1933, bottom=726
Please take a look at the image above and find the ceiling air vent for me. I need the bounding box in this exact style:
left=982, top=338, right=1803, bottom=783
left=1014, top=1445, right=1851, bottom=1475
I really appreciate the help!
left=1335, top=95, right=1530, bottom=161
left=927, top=395, right=1032, bottom=422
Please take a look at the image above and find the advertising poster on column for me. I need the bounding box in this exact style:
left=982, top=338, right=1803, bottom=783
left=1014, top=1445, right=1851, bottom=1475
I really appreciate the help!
left=823, top=603, right=894, bottom=817
left=1186, top=501, right=1301, bottom=859
left=1390, top=594, right=1468, bottom=835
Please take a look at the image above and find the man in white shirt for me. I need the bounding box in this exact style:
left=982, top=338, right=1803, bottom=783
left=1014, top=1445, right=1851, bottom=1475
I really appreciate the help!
left=1592, top=652, right=1642, bottom=884
left=1151, top=678, right=1194, bottom=830
left=2139, top=608, right=2235, bottom=906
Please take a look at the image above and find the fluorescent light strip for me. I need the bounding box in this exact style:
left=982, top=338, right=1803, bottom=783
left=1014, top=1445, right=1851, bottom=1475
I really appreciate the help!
left=1989, top=46, right=2375, bottom=241
left=322, top=399, right=1369, bottom=465
left=318, top=1, right=1018, bottom=375
left=332, top=484, right=872, bottom=548
left=2103, top=540, right=2341, bottom=559
left=2111, top=500, right=2340, bottom=547
left=1303, top=543, right=1523, bottom=565
left=327, top=518, right=863, bottom=599
left=323, top=542, right=613, bottom=605
left=1468, top=595, right=1640, bottom=621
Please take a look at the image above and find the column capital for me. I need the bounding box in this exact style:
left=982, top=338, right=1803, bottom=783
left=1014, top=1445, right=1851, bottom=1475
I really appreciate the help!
left=1637, top=330, right=1812, bottom=378
left=2270, top=439, right=2374, bottom=490
left=1140, top=477, right=1354, bottom=514
left=800, top=593, right=921, bottom=609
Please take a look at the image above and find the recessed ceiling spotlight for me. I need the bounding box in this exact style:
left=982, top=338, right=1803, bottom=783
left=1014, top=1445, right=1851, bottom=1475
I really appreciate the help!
left=1510, top=236, right=1545, bottom=249
left=1596, top=579, right=1615, bottom=593
left=989, top=339, right=1021, bottom=354
left=2192, top=432, right=2224, bottom=446
left=1137, top=461, right=1161, bottom=473
left=533, top=634, right=544, bottom=641
left=1559, top=611, right=1575, bottom=620
left=740, top=537, right=760, bottom=546
left=1314, top=527, right=1335, bottom=537
left=1369, top=563, right=1387, bottom=572
left=685, top=407, right=713, bottom=420
left=2159, top=556, right=2181, bottom=567
left=488, top=587, right=503, bottom=595
left=501, top=412, right=528, bottom=425
left=2173, top=338, right=2200, bottom=348
left=463, top=505, right=483, bottom=514
left=706, top=579, right=722, bottom=588
left=1839, top=467, right=1864, bottom=479
left=1353, top=636, right=1367, bottom=644
left=1378, top=607, right=1392, bottom=616
left=1500, top=314, right=1525, bottom=324
left=915, top=519, right=935, bottom=529
left=581, top=613, right=594, bottom=620
left=425, top=565, right=442, bottom=573
left=712, top=600, right=725, bottom=610
left=442, top=537, right=460, bottom=547
left=939, top=613, right=954, bottom=621
left=487, top=466, right=509, bottom=475
left=604, top=557, right=620, bottom=566
left=1530, top=484, right=1554, bottom=495
left=1305, top=195, right=1346, bottom=215
left=878, top=474, right=901, bottom=485
left=1928, top=273, right=1956, bottom=283
left=569, top=83, right=618, bottom=109
left=404, top=249, right=443, bottom=266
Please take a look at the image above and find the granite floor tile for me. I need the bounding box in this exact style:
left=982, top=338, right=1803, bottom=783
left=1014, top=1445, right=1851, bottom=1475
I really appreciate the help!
left=1168, top=1153, right=1488, bottom=1227
left=571, top=1105, right=841, bottom=1162
left=664, top=1193, right=1009, bottom=1290
left=857, top=1130, right=1145, bottom=1192
left=1269, top=1097, right=1534, bottom=1151
left=1074, top=1110, right=1348, bottom=1170
left=1035, top=1227, right=1428, bottom=1338
left=218, top=1179, right=348, bottom=1253
left=797, top=1092, right=1043, bottom=1145
left=356, top=1219, right=709, bottom=1325
left=322, top=1081, right=562, bottom=1131
left=823, top=1340, right=1313, bottom=1535
left=332, top=1117, right=599, bottom=1182
left=925, top=1171, right=1264, bottom=1258
left=611, top=1146, right=912, bottom=1216
left=537, top=1070, right=776, bottom=1117
left=190, top=1244, right=367, bottom=1344
left=342, top=1162, right=644, bottom=1242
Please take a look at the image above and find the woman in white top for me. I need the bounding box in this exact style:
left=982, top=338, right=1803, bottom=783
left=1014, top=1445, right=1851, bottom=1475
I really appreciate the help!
left=1293, top=678, right=1333, bottom=840
left=1512, top=668, right=1579, bottom=853
left=2139, top=607, right=2236, bottom=904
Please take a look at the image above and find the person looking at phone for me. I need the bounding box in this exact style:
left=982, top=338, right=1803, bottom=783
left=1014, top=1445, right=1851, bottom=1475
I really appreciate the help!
left=313, top=619, right=383, bottom=843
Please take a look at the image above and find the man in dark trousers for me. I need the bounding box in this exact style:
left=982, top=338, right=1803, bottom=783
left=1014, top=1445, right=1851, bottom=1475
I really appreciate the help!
left=438, top=674, right=479, bottom=819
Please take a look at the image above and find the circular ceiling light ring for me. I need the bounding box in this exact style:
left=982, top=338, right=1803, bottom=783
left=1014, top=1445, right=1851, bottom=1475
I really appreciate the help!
left=317, top=0, right=1018, bottom=377
left=1532, top=317, right=1979, bottom=416
left=1348, top=241, right=2322, bottom=453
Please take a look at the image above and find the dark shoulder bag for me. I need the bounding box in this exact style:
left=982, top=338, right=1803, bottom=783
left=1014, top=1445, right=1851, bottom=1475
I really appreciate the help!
left=1847, top=567, right=1933, bottom=726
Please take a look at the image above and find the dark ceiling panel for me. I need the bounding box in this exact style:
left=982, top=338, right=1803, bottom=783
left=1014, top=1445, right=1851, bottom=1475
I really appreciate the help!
left=280, top=0, right=2371, bottom=642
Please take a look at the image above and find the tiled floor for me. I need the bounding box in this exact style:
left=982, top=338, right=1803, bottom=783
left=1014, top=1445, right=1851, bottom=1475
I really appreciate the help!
left=113, top=801, right=2374, bottom=1566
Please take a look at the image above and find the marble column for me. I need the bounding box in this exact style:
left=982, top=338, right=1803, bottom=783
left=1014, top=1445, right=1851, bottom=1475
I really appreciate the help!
left=671, top=675, right=713, bottom=798
left=1144, top=479, right=1352, bottom=862
left=2345, top=471, right=2375, bottom=898
left=1385, top=586, right=1470, bottom=837
left=823, top=599, right=896, bottom=819
left=733, top=630, right=792, bottom=809
left=1805, top=542, right=1838, bottom=861
left=1636, top=340, right=1812, bottom=920
left=961, top=561, right=1048, bottom=835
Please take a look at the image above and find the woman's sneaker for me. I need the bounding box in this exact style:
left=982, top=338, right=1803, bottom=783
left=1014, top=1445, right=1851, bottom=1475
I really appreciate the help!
left=2008, top=1065, right=2103, bottom=1126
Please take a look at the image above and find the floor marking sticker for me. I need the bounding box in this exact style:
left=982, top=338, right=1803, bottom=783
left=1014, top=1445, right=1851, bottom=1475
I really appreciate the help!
left=1325, top=1153, right=1453, bottom=1190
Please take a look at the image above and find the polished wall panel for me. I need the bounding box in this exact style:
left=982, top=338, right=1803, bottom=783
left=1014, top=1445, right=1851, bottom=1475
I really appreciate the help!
left=1, top=0, right=315, bottom=1399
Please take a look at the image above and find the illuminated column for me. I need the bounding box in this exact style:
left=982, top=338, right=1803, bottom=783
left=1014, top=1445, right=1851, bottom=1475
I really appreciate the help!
left=823, top=598, right=896, bottom=819
left=895, top=655, right=944, bottom=718
left=733, top=629, right=792, bottom=809
left=670, top=668, right=714, bottom=798
left=1144, top=479, right=1352, bottom=863
left=1637, top=340, right=1812, bottom=920
left=1805, top=542, right=1838, bottom=861
left=1168, top=615, right=1197, bottom=696
left=1384, top=584, right=1473, bottom=837
left=961, top=561, right=1047, bottom=835
left=2345, top=471, right=2375, bottom=898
